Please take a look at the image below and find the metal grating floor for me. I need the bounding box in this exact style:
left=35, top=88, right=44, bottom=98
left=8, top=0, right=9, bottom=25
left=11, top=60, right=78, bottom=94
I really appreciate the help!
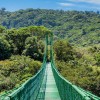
left=45, top=63, right=61, bottom=100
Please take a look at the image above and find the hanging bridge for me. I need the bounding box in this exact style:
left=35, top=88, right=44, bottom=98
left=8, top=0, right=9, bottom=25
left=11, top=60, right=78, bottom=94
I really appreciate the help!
left=0, top=34, right=100, bottom=100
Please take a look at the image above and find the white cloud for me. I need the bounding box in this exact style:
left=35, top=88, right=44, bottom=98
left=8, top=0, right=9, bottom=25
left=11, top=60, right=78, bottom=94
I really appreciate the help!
left=69, top=0, right=100, bottom=4
left=59, top=3, right=74, bottom=7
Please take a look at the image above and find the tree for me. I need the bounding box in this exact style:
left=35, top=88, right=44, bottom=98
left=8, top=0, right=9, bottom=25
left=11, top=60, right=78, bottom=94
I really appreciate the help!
left=23, top=36, right=44, bottom=61
left=0, top=37, right=11, bottom=60
left=0, top=25, right=6, bottom=33
left=54, top=40, right=74, bottom=61
left=7, top=28, right=30, bottom=54
left=23, top=36, right=38, bottom=59
left=95, top=53, right=100, bottom=66
left=37, top=40, right=45, bottom=61
left=0, top=7, right=6, bottom=15
left=82, top=29, right=87, bottom=35
left=1, top=8, right=6, bottom=11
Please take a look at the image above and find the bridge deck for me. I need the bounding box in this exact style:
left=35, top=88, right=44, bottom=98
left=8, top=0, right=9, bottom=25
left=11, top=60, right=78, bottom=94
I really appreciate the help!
left=45, top=63, right=61, bottom=100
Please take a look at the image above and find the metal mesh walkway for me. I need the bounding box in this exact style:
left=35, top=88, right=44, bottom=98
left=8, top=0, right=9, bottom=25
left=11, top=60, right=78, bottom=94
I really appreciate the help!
left=45, top=63, right=61, bottom=100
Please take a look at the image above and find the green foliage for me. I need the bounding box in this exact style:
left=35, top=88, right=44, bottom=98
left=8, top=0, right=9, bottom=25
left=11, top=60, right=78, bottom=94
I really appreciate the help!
left=0, top=55, right=42, bottom=93
left=0, top=37, right=11, bottom=60
left=23, top=36, right=44, bottom=61
left=54, top=40, right=74, bottom=61
left=0, top=9, right=100, bottom=46
left=6, top=28, right=31, bottom=54
left=0, top=24, right=46, bottom=93
left=54, top=42, right=100, bottom=96
left=95, top=53, right=100, bottom=66
left=56, top=60, right=100, bottom=96
left=0, top=25, right=50, bottom=60
left=0, top=25, right=6, bottom=33
left=89, top=46, right=100, bottom=66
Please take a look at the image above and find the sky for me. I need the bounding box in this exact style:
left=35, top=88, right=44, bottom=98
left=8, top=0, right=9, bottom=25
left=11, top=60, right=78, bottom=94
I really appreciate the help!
left=0, top=0, right=100, bottom=12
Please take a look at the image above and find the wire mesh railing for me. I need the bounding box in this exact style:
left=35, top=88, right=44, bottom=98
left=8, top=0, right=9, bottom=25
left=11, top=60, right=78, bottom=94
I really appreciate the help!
left=50, top=34, right=100, bottom=100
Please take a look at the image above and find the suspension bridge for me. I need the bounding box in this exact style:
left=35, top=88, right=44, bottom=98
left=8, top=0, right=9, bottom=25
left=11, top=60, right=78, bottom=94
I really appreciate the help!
left=0, top=34, right=100, bottom=100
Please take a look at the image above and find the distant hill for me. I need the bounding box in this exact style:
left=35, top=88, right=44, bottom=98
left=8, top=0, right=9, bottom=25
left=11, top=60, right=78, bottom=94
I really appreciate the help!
left=0, top=8, right=100, bottom=46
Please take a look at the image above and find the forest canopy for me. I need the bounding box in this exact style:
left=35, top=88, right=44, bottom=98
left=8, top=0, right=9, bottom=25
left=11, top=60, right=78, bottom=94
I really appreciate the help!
left=0, top=25, right=51, bottom=60
left=0, top=8, right=100, bottom=46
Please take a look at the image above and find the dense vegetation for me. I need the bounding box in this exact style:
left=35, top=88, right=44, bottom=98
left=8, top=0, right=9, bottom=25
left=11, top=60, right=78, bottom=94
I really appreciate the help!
left=0, top=8, right=100, bottom=46
left=54, top=40, right=100, bottom=96
left=0, top=25, right=51, bottom=93
left=0, top=25, right=51, bottom=60
left=0, top=8, right=100, bottom=96
left=0, top=55, right=41, bottom=93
